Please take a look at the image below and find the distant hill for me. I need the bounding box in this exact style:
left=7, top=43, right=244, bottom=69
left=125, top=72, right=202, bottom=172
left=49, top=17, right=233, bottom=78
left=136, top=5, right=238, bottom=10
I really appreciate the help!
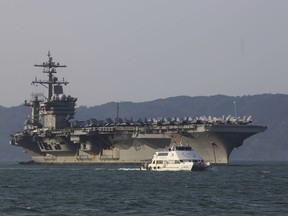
left=1, top=94, right=287, bottom=162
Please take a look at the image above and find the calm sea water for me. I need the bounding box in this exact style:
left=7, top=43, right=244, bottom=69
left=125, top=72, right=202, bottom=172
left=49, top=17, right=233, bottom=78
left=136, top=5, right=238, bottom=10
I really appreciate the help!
left=0, top=161, right=287, bottom=216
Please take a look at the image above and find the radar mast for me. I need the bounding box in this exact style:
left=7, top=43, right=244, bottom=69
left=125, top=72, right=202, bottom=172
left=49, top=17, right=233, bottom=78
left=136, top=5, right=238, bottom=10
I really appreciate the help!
left=33, top=51, right=68, bottom=101
left=29, top=52, right=77, bottom=129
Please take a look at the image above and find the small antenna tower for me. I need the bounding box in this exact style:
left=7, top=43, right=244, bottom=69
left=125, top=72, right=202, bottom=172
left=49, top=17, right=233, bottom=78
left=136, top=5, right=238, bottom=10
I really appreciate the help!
left=116, top=102, right=119, bottom=123
left=234, top=101, right=237, bottom=117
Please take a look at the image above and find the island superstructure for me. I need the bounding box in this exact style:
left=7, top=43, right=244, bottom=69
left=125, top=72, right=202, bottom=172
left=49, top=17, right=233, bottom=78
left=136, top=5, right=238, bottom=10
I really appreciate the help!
left=10, top=53, right=267, bottom=164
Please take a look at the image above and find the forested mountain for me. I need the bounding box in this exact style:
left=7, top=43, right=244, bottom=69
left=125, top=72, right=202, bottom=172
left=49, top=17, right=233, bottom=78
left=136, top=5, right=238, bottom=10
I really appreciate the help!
left=1, top=94, right=287, bottom=162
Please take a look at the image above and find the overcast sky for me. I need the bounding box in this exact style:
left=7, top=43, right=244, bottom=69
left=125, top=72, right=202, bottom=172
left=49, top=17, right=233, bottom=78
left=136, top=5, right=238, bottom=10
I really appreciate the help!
left=0, top=0, right=287, bottom=107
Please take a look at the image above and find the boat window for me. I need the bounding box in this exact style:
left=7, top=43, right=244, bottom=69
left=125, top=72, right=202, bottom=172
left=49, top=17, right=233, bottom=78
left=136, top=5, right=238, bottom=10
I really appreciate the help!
left=158, top=152, right=168, bottom=156
left=181, top=159, right=191, bottom=162
left=167, top=160, right=181, bottom=164
left=156, top=160, right=163, bottom=164
left=175, top=146, right=192, bottom=151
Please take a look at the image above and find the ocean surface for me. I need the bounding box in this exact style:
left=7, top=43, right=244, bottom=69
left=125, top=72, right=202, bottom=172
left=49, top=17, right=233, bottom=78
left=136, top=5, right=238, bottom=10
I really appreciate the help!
left=0, top=161, right=287, bottom=216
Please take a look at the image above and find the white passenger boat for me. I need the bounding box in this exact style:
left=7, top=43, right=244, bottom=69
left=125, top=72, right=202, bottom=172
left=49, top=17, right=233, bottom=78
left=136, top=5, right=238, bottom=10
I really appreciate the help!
left=140, top=146, right=210, bottom=171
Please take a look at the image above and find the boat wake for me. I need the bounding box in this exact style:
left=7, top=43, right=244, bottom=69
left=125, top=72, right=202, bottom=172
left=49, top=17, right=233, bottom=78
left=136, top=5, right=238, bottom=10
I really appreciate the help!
left=118, top=168, right=140, bottom=171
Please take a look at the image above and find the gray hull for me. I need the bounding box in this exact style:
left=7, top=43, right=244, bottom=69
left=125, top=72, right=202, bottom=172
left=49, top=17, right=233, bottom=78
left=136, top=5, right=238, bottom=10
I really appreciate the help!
left=14, top=124, right=266, bottom=165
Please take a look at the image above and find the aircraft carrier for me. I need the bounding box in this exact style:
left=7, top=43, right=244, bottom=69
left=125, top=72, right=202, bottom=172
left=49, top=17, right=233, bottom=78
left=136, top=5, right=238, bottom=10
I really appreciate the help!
left=10, top=52, right=267, bottom=164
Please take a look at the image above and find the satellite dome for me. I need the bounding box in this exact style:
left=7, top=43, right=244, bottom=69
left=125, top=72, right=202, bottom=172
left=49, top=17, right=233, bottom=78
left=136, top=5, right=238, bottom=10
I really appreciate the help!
left=59, top=94, right=66, bottom=101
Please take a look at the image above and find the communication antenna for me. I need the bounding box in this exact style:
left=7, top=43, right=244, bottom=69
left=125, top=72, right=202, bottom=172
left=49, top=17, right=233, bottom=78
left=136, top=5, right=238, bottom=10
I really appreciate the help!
left=233, top=101, right=237, bottom=117
left=116, top=102, right=119, bottom=123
